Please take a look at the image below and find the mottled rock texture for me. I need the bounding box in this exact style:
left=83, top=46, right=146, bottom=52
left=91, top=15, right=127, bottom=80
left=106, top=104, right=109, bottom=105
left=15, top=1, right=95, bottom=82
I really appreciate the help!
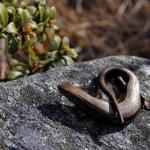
left=0, top=56, right=150, bottom=150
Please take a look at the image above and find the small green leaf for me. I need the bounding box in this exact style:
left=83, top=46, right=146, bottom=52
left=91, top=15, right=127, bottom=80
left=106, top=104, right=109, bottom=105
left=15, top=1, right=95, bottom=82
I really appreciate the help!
left=51, top=36, right=61, bottom=50
left=49, top=28, right=55, bottom=37
left=34, top=0, right=46, bottom=5
left=24, top=9, right=32, bottom=23
left=45, top=28, right=55, bottom=38
left=18, top=8, right=26, bottom=24
left=18, top=8, right=32, bottom=24
left=7, top=6, right=16, bottom=20
left=47, top=51, right=58, bottom=61
left=51, top=21, right=60, bottom=31
left=37, top=22, right=45, bottom=32
left=29, top=20, right=38, bottom=29
left=39, top=6, right=45, bottom=22
left=15, top=65, right=25, bottom=72
left=49, top=7, right=56, bottom=20
left=62, top=56, right=74, bottom=65
left=0, top=3, right=8, bottom=27
left=6, top=22, right=18, bottom=34
left=62, top=36, right=69, bottom=46
left=68, top=48, right=78, bottom=59
left=21, top=2, right=27, bottom=8
left=10, top=59, right=20, bottom=66
left=10, top=58, right=25, bottom=66
left=6, top=71, right=23, bottom=80
left=11, top=0, right=18, bottom=7
left=42, top=33, right=47, bottom=41
left=0, top=33, right=7, bottom=38
left=9, top=37, right=19, bottom=53
left=27, top=6, right=37, bottom=16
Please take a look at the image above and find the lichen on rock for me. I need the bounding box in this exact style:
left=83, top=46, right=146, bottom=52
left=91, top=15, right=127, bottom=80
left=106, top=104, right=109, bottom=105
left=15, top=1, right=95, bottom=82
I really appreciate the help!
left=0, top=56, right=150, bottom=150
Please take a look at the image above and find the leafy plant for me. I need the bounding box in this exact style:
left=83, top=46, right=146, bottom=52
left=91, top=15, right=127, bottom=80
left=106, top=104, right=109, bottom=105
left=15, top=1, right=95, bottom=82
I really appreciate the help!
left=0, top=0, right=78, bottom=81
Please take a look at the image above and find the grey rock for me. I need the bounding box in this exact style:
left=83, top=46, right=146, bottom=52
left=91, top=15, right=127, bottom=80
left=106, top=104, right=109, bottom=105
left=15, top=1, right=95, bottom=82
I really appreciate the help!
left=0, top=56, right=150, bottom=150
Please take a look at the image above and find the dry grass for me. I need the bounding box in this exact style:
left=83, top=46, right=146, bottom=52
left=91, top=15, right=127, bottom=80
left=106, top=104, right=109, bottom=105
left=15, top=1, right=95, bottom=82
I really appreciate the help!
left=51, top=0, right=150, bottom=61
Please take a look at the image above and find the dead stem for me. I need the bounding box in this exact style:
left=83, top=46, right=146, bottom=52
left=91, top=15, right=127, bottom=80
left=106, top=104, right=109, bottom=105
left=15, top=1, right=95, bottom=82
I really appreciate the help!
left=0, top=38, right=8, bottom=80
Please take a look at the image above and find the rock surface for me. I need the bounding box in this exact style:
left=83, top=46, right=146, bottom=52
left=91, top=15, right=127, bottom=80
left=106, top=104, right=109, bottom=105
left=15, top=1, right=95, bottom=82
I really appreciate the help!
left=0, top=56, right=150, bottom=150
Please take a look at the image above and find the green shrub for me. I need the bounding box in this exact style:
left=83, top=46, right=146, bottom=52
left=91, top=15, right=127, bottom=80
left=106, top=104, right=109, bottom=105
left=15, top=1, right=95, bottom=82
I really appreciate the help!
left=0, top=0, right=78, bottom=80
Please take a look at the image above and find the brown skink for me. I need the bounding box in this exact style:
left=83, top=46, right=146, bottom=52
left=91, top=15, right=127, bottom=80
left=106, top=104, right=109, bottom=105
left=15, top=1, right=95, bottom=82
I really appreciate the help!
left=59, top=67, right=142, bottom=125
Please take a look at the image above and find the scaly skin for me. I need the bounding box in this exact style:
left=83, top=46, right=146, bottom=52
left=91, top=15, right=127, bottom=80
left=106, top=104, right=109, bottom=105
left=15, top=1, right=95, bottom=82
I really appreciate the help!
left=59, top=67, right=142, bottom=125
